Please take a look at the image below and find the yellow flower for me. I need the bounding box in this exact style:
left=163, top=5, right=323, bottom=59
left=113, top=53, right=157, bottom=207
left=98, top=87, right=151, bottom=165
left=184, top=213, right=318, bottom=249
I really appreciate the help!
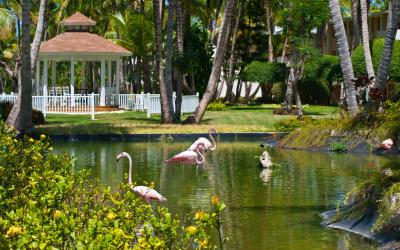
left=29, top=138, right=35, bottom=143
left=48, top=147, right=53, bottom=151
left=107, top=212, right=116, bottom=220
left=53, top=210, right=62, bottom=219
left=211, top=195, right=219, bottom=205
left=6, top=225, right=22, bottom=237
left=186, top=226, right=197, bottom=235
left=199, top=239, right=208, bottom=247
left=195, top=210, right=205, bottom=220
left=124, top=212, right=130, bottom=219
left=40, top=134, right=46, bottom=140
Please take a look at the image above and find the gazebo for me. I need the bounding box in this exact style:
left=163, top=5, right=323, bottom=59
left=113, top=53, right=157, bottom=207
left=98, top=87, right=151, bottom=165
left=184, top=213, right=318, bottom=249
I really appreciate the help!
left=37, top=12, right=131, bottom=106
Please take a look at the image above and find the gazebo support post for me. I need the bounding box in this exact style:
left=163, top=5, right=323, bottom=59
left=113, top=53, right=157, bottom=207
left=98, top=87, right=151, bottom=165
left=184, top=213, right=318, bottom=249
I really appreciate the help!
left=116, top=60, right=120, bottom=106
left=100, top=59, right=106, bottom=106
left=71, top=60, right=75, bottom=106
left=43, top=60, right=48, bottom=111
left=82, top=61, right=86, bottom=95
left=36, top=61, right=40, bottom=95
left=108, top=60, right=112, bottom=105
left=51, top=61, right=56, bottom=95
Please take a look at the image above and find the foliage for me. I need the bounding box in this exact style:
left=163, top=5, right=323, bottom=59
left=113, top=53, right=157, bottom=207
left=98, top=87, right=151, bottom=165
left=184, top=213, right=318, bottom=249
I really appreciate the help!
left=298, top=78, right=330, bottom=105
left=241, top=61, right=286, bottom=84
left=352, top=39, right=400, bottom=82
left=330, top=141, right=348, bottom=152
left=0, top=101, right=45, bottom=125
left=0, top=122, right=221, bottom=248
left=206, top=101, right=226, bottom=111
left=303, top=55, right=342, bottom=83
left=273, top=116, right=319, bottom=132
left=271, top=82, right=286, bottom=103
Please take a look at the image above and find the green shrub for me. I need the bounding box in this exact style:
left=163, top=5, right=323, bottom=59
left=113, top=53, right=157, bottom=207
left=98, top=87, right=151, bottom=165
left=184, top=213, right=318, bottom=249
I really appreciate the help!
left=207, top=100, right=226, bottom=111
left=352, top=39, right=400, bottom=82
left=303, top=55, right=342, bottom=83
left=271, top=82, right=286, bottom=103
left=0, top=122, right=223, bottom=248
left=0, top=101, right=45, bottom=125
left=274, top=116, right=318, bottom=132
left=298, top=78, right=330, bottom=105
left=241, top=61, right=286, bottom=84
left=330, top=141, right=348, bottom=152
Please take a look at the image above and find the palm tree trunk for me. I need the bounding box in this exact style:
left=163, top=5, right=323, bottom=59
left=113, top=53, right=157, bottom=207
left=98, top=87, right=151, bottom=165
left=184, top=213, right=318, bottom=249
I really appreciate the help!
left=174, top=0, right=184, bottom=122
left=328, top=0, right=359, bottom=117
left=210, top=0, right=223, bottom=46
left=226, top=0, right=243, bottom=103
left=186, top=0, right=236, bottom=124
left=153, top=0, right=174, bottom=123
left=265, top=0, right=274, bottom=61
left=165, top=0, right=176, bottom=122
left=31, top=0, right=47, bottom=75
left=142, top=56, right=151, bottom=93
left=351, top=0, right=361, bottom=50
left=6, top=0, right=33, bottom=134
left=369, top=0, right=400, bottom=110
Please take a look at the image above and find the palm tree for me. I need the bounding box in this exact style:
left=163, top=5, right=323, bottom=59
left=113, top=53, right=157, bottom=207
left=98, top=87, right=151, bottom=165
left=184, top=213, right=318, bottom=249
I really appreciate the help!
left=31, top=0, right=47, bottom=75
left=153, top=0, right=174, bottom=123
left=369, top=0, right=400, bottom=110
left=360, top=0, right=374, bottom=78
left=165, top=0, right=176, bottom=123
left=265, top=0, right=274, bottom=62
left=185, top=0, right=236, bottom=124
left=226, top=0, right=243, bottom=103
left=351, top=0, right=361, bottom=50
left=174, top=0, right=184, bottom=122
left=328, top=0, right=359, bottom=117
left=6, top=0, right=33, bottom=134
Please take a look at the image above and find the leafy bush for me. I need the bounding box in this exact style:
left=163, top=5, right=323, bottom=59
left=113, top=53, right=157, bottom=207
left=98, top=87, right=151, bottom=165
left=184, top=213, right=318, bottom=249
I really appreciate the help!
left=330, top=141, right=348, bottom=152
left=0, top=122, right=224, bottom=248
left=303, top=55, right=342, bottom=83
left=0, top=101, right=45, bottom=125
left=274, top=116, right=318, bottom=132
left=271, top=82, right=286, bottom=103
left=298, top=78, right=330, bottom=105
left=207, top=100, right=226, bottom=111
left=352, top=39, right=400, bottom=82
left=241, top=61, right=286, bottom=84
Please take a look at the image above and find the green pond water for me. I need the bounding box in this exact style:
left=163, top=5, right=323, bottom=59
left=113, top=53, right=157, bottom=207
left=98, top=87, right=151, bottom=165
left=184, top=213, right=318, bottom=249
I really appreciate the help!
left=54, top=140, right=399, bottom=250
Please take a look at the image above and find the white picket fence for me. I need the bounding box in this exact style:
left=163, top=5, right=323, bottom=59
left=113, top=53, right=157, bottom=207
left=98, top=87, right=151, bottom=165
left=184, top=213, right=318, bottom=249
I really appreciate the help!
left=1, top=92, right=200, bottom=119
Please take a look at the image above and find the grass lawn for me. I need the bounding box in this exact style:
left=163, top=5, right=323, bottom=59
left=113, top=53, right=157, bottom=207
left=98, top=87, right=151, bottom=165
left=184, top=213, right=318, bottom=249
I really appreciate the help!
left=36, top=104, right=339, bottom=135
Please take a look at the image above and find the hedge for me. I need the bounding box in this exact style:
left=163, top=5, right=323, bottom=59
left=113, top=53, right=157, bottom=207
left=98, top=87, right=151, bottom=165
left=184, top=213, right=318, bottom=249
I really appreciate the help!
left=242, top=61, right=286, bottom=84
left=351, top=38, right=400, bottom=82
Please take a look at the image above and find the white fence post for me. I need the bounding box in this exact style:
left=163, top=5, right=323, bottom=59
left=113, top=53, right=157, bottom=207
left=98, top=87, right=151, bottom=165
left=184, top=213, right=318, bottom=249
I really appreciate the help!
left=91, top=93, right=95, bottom=120
left=147, top=93, right=151, bottom=118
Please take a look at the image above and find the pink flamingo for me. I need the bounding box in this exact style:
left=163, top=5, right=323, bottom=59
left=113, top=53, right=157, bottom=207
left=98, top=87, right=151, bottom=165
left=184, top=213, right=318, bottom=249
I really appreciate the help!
left=165, top=143, right=206, bottom=165
left=380, top=138, right=394, bottom=150
left=188, top=128, right=217, bottom=152
left=117, top=152, right=167, bottom=203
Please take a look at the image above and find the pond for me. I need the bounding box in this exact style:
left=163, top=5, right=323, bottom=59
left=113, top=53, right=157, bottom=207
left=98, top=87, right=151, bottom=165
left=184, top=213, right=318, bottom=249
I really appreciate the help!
left=54, top=139, right=398, bottom=250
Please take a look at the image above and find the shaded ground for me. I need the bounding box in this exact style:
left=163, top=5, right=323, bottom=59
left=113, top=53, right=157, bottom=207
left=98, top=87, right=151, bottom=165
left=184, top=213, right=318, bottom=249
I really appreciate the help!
left=36, top=104, right=339, bottom=135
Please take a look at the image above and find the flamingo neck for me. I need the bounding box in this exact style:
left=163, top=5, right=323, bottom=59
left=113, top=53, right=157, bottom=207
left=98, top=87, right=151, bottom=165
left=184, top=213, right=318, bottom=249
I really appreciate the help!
left=196, top=148, right=205, bottom=165
left=209, top=131, right=216, bottom=151
left=125, top=154, right=133, bottom=187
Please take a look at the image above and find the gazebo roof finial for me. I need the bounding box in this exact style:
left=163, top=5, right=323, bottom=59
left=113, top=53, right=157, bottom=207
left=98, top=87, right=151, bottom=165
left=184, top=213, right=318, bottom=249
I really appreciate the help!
left=60, top=12, right=96, bottom=27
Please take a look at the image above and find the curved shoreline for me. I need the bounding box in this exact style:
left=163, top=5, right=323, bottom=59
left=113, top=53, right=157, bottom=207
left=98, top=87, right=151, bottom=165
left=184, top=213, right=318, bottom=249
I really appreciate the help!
left=46, top=132, right=289, bottom=142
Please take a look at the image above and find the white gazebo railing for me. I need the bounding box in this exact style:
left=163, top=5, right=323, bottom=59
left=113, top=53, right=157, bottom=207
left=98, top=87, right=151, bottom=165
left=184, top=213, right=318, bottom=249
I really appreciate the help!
left=1, top=92, right=200, bottom=120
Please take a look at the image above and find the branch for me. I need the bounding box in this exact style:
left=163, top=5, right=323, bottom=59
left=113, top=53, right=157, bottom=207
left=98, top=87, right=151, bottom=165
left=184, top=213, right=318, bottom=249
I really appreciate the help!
left=0, top=61, right=16, bottom=78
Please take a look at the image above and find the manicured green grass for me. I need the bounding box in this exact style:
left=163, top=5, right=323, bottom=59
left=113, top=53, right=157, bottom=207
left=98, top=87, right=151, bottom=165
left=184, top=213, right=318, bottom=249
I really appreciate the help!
left=36, top=104, right=339, bottom=135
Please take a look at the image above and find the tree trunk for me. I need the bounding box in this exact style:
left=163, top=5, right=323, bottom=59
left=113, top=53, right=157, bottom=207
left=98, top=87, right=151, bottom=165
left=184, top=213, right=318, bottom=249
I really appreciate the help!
left=154, top=0, right=174, bottom=123
left=210, top=0, right=223, bottom=47
left=174, top=0, right=184, bottom=122
left=165, top=0, right=176, bottom=122
left=142, top=56, right=152, bottom=93
left=31, top=0, right=47, bottom=75
left=226, top=0, right=242, bottom=103
left=369, top=0, right=400, bottom=110
left=261, top=84, right=272, bottom=102
left=351, top=0, right=361, bottom=50
left=185, top=0, right=236, bottom=124
left=6, top=0, right=33, bottom=134
left=281, top=37, right=288, bottom=63
left=265, top=0, right=274, bottom=61
left=328, top=0, right=359, bottom=117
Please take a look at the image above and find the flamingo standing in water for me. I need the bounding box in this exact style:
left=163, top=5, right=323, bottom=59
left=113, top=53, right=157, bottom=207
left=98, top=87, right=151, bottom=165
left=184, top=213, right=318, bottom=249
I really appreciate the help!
left=165, top=143, right=206, bottom=165
left=117, top=152, right=167, bottom=203
left=188, top=128, right=217, bottom=152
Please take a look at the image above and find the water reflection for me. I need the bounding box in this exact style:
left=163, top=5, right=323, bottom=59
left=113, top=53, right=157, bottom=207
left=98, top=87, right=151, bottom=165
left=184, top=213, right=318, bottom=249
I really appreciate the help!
left=54, top=141, right=398, bottom=250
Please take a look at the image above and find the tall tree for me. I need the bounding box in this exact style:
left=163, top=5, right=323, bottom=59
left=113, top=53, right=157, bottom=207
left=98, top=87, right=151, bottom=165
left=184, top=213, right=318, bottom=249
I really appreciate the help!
left=153, top=0, right=174, bottom=123
left=360, top=0, right=374, bottom=78
left=174, top=0, right=184, bottom=122
left=165, top=0, right=176, bottom=122
left=225, top=0, right=243, bottom=103
left=185, top=0, right=236, bottom=124
left=31, top=0, right=47, bottom=74
left=328, top=0, right=359, bottom=117
left=369, top=0, right=400, bottom=110
left=6, top=0, right=33, bottom=134
left=351, top=0, right=361, bottom=50
left=265, top=0, right=274, bottom=62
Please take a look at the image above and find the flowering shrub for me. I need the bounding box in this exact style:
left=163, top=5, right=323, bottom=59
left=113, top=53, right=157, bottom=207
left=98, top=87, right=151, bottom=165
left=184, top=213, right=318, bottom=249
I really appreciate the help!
left=0, top=122, right=225, bottom=249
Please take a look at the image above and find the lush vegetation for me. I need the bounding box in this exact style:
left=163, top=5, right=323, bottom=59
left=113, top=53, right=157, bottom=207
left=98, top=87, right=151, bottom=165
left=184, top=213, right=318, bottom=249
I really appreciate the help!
left=241, top=61, right=286, bottom=84
left=0, top=122, right=226, bottom=248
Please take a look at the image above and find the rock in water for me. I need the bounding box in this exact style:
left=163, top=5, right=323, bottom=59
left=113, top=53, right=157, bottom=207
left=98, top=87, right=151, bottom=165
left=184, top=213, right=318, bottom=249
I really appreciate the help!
left=259, top=151, right=273, bottom=168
